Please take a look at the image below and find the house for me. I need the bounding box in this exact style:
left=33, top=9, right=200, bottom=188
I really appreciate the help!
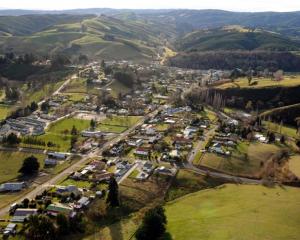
left=169, top=150, right=180, bottom=159
left=134, top=148, right=150, bottom=158
left=3, top=223, right=17, bottom=236
left=128, top=139, right=143, bottom=147
left=74, top=197, right=90, bottom=210
left=11, top=209, right=38, bottom=223
left=56, top=185, right=81, bottom=196
left=142, top=162, right=154, bottom=174
left=155, top=166, right=177, bottom=176
left=44, top=158, right=57, bottom=166
left=81, top=130, right=103, bottom=138
left=136, top=172, right=149, bottom=181
left=48, top=152, right=68, bottom=160
left=0, top=182, right=25, bottom=192
left=47, top=203, right=73, bottom=216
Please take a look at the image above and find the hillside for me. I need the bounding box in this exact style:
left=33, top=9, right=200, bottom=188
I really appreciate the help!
left=177, top=26, right=300, bottom=51
left=0, top=15, right=168, bottom=62
left=165, top=184, right=300, bottom=240
left=0, top=14, right=93, bottom=36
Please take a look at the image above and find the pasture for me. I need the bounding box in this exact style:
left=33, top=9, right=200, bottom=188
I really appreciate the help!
left=0, top=151, right=45, bottom=184
left=200, top=142, right=282, bottom=177
left=165, top=184, right=300, bottom=240
left=216, top=75, right=300, bottom=89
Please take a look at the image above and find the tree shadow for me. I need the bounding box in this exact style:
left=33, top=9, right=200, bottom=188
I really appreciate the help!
left=162, top=232, right=173, bottom=240
left=108, top=218, right=124, bottom=240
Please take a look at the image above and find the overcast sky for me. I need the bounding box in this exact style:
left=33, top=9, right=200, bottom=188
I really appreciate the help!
left=1, top=0, right=300, bottom=12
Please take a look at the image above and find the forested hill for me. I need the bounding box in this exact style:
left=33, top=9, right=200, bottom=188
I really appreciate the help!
left=176, top=27, right=300, bottom=51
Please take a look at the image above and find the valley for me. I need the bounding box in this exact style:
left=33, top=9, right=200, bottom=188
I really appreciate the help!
left=0, top=7, right=299, bottom=240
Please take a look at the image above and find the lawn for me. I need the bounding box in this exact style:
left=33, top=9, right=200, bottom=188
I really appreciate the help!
left=200, top=142, right=282, bottom=177
left=0, top=151, right=45, bottom=184
left=165, top=184, right=300, bottom=240
left=47, top=117, right=91, bottom=134
left=62, top=78, right=88, bottom=94
left=60, top=178, right=92, bottom=189
left=97, top=116, right=141, bottom=133
left=216, top=75, right=300, bottom=89
left=289, top=155, right=300, bottom=178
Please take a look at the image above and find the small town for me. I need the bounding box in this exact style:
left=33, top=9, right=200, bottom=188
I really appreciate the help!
left=0, top=2, right=300, bottom=240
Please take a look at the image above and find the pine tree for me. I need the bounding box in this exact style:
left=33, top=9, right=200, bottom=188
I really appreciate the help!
left=106, top=177, right=119, bottom=207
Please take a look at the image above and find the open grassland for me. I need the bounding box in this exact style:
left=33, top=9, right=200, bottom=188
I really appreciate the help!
left=97, top=116, right=141, bottom=133
left=216, top=75, right=300, bottom=89
left=165, top=184, right=300, bottom=240
left=47, top=117, right=91, bottom=134
left=63, top=93, right=87, bottom=102
left=289, top=155, right=300, bottom=178
left=166, top=170, right=224, bottom=201
left=23, top=80, right=65, bottom=105
left=263, top=121, right=299, bottom=138
left=200, top=142, right=281, bottom=177
left=0, top=104, right=12, bottom=120
left=0, top=151, right=45, bottom=184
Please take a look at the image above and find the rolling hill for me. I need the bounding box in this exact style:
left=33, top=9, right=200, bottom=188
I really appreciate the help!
left=176, top=26, right=300, bottom=51
left=0, top=15, right=169, bottom=62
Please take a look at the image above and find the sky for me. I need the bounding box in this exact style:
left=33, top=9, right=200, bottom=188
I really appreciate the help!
left=0, top=0, right=300, bottom=12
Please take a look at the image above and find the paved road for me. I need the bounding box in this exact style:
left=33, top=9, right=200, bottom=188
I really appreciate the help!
left=0, top=107, right=161, bottom=217
left=184, top=119, right=261, bottom=184
left=187, top=125, right=217, bottom=164
left=37, top=74, right=75, bottom=106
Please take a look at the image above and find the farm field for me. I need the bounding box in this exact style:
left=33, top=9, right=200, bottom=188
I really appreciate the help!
left=216, top=75, right=300, bottom=89
left=289, top=155, right=300, bottom=178
left=165, top=184, right=300, bottom=240
left=200, top=142, right=281, bottom=177
left=0, top=151, right=45, bottom=184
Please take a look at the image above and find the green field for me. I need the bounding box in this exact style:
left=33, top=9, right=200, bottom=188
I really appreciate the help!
left=289, top=155, right=300, bottom=178
left=97, top=116, right=141, bottom=133
left=166, top=170, right=223, bottom=201
left=0, top=151, right=45, bottom=183
left=60, top=178, right=92, bottom=189
left=217, top=76, right=300, bottom=89
left=263, top=121, right=299, bottom=138
left=200, top=142, right=281, bottom=177
left=22, top=117, right=90, bottom=151
left=0, top=104, right=12, bottom=120
left=165, top=184, right=300, bottom=240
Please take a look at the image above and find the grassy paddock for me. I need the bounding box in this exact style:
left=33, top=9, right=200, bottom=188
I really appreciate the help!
left=289, top=155, right=300, bottom=178
left=0, top=151, right=45, bottom=183
left=200, top=142, right=281, bottom=177
left=217, top=75, right=300, bottom=89
left=165, top=184, right=300, bottom=240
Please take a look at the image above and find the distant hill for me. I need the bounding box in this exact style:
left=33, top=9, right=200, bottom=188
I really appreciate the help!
left=176, top=26, right=300, bottom=51
left=0, top=15, right=170, bottom=62
left=1, top=9, right=300, bottom=38
left=0, top=14, right=93, bottom=35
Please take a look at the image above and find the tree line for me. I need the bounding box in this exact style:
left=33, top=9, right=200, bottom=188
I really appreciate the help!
left=168, top=51, right=300, bottom=72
